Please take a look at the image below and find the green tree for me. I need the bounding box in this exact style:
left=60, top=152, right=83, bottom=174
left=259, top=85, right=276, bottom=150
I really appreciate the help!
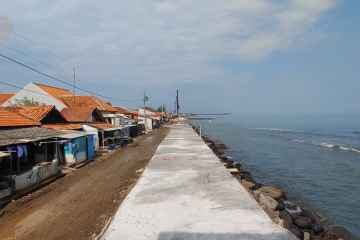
left=8, top=97, right=46, bottom=106
left=145, top=106, right=156, bottom=112
left=156, top=105, right=166, bottom=112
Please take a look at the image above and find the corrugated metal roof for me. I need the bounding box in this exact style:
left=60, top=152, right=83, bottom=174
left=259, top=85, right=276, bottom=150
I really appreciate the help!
left=0, top=127, right=62, bottom=146
left=57, top=131, right=95, bottom=139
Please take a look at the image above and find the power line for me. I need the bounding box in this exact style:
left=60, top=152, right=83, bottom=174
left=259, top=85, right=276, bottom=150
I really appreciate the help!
left=0, top=54, right=142, bottom=102
left=0, top=43, right=138, bottom=97
left=3, top=25, right=142, bottom=92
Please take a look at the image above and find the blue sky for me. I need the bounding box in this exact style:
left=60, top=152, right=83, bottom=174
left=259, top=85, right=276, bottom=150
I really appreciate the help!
left=0, top=0, right=359, bottom=114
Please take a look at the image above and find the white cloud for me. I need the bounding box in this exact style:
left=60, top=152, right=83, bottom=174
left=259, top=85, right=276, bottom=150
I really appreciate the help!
left=1, top=0, right=339, bottom=86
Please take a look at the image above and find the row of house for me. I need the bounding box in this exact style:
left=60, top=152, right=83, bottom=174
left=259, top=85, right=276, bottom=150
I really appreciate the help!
left=0, top=82, right=168, bottom=202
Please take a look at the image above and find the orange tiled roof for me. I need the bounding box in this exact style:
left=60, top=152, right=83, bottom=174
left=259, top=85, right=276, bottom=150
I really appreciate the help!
left=85, top=122, right=119, bottom=130
left=113, top=106, right=138, bottom=115
left=0, top=105, right=55, bottom=122
left=34, top=83, right=73, bottom=102
left=59, top=95, right=117, bottom=112
left=60, top=107, right=97, bottom=122
left=0, top=109, right=40, bottom=127
left=42, top=123, right=83, bottom=130
left=0, top=93, right=14, bottom=105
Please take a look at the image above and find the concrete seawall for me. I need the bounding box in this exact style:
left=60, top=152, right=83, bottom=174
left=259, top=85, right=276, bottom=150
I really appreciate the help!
left=101, top=124, right=298, bottom=240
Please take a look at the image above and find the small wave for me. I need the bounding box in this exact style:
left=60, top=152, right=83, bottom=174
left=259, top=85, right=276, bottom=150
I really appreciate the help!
left=249, top=127, right=292, bottom=132
left=351, top=148, right=360, bottom=154
left=292, top=139, right=360, bottom=154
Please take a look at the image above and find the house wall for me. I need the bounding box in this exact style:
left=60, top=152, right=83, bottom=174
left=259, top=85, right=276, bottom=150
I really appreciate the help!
left=82, top=125, right=99, bottom=149
left=87, top=115, right=93, bottom=122
left=1, top=83, right=67, bottom=110
left=102, top=112, right=121, bottom=126
left=87, top=135, right=94, bottom=159
left=94, top=135, right=99, bottom=149
left=82, top=125, right=99, bottom=137
left=0, top=187, right=11, bottom=199
left=64, top=137, right=87, bottom=164
left=138, top=108, right=155, bottom=115
left=138, top=117, right=153, bottom=130
left=15, top=159, right=59, bottom=191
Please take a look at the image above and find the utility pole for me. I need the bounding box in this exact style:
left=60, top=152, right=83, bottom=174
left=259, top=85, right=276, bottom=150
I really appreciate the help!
left=161, top=101, right=164, bottom=123
left=73, top=68, right=76, bottom=105
left=143, top=91, right=148, bottom=133
left=176, top=90, right=179, bottom=117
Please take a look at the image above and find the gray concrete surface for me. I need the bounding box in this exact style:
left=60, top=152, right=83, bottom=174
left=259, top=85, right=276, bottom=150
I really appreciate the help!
left=101, top=124, right=297, bottom=240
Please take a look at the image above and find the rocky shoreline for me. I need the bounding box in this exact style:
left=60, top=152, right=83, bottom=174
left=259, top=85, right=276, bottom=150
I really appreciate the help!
left=191, top=125, right=354, bottom=240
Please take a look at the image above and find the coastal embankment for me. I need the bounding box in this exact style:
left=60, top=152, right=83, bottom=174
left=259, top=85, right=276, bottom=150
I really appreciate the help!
left=191, top=124, right=354, bottom=240
left=100, top=124, right=298, bottom=240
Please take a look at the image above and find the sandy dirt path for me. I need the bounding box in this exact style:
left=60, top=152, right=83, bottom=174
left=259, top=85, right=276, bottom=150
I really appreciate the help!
left=0, top=126, right=171, bottom=240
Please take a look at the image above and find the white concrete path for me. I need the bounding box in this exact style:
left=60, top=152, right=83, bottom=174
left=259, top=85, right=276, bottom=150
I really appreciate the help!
left=101, top=124, right=297, bottom=240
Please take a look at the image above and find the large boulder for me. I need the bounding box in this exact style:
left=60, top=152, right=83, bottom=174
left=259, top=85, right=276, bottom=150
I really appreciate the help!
left=202, top=137, right=214, bottom=145
left=259, top=193, right=278, bottom=211
left=292, top=214, right=311, bottom=229
left=310, top=223, right=324, bottom=235
left=241, top=179, right=255, bottom=189
left=322, top=227, right=354, bottom=240
left=299, top=209, right=317, bottom=224
left=233, top=162, right=242, bottom=169
left=259, top=186, right=283, bottom=200
left=275, top=200, right=285, bottom=211
left=286, top=224, right=303, bottom=239
left=216, top=143, right=228, bottom=150
left=279, top=211, right=293, bottom=228
left=285, top=202, right=302, bottom=215
left=239, top=170, right=251, bottom=176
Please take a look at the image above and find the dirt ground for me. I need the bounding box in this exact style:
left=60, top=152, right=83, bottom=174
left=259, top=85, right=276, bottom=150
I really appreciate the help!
left=0, top=126, right=171, bottom=240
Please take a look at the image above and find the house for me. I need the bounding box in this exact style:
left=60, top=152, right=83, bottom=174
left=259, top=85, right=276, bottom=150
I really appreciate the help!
left=1, top=83, right=73, bottom=110
left=0, top=109, right=40, bottom=129
left=59, top=95, right=123, bottom=126
left=82, top=122, right=123, bottom=148
left=0, top=105, right=82, bottom=131
left=114, top=106, right=140, bottom=137
left=1, top=83, right=125, bottom=128
left=0, top=126, right=97, bottom=200
left=0, top=127, right=63, bottom=198
left=55, top=130, right=96, bottom=165
left=138, top=108, right=156, bottom=116
left=60, top=107, right=105, bottom=123
left=0, top=105, right=67, bottom=125
left=0, top=93, right=14, bottom=106
left=0, top=106, right=95, bottom=166
left=58, top=107, right=106, bottom=149
left=114, top=106, right=139, bottom=120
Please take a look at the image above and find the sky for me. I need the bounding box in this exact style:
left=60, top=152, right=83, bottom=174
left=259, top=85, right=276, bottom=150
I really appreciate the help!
left=0, top=0, right=359, bottom=114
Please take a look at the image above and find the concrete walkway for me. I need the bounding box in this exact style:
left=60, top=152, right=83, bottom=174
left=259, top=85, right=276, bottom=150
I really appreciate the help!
left=101, top=124, right=297, bottom=240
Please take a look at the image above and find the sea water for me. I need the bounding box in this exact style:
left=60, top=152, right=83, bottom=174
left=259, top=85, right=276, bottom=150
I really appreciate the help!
left=189, top=114, right=360, bottom=239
